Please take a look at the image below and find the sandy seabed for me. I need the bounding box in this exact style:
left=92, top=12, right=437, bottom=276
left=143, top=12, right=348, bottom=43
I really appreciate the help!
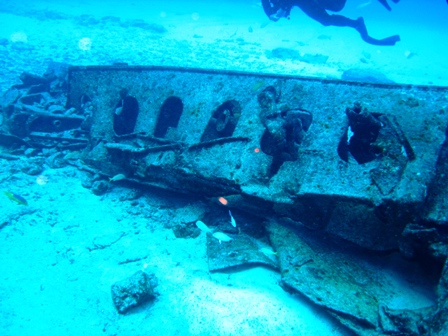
left=0, top=163, right=348, bottom=335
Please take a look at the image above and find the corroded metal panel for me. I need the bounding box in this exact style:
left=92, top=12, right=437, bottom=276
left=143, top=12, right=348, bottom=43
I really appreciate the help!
left=68, top=66, right=448, bottom=250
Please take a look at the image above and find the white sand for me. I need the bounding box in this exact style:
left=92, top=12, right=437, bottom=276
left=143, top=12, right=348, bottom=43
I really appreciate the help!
left=0, top=165, right=346, bottom=335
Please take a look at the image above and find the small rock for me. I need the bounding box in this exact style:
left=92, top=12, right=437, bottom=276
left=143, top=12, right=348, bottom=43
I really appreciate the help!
left=111, top=271, right=157, bottom=314
left=45, top=152, right=67, bottom=169
left=172, top=223, right=201, bottom=239
left=91, top=180, right=108, bottom=195
left=80, top=172, right=94, bottom=189
left=24, top=148, right=40, bottom=157
left=19, top=159, right=44, bottom=175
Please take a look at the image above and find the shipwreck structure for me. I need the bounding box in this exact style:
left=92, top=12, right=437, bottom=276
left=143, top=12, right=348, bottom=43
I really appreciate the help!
left=65, top=66, right=447, bottom=250
left=2, top=65, right=448, bottom=335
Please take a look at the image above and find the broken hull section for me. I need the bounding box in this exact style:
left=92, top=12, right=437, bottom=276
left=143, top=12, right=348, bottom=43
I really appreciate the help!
left=67, top=65, right=448, bottom=252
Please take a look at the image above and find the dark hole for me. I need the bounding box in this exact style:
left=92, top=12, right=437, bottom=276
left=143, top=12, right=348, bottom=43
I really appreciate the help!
left=113, top=96, right=139, bottom=136
left=201, top=100, right=241, bottom=142
left=19, top=93, right=45, bottom=105
left=338, top=103, right=381, bottom=164
left=154, top=96, right=183, bottom=138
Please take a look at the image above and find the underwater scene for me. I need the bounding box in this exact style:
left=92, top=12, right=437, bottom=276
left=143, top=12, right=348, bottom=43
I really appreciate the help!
left=1, top=0, right=448, bottom=335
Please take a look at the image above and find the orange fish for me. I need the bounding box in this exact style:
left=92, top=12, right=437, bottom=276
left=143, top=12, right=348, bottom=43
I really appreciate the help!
left=218, top=197, right=228, bottom=206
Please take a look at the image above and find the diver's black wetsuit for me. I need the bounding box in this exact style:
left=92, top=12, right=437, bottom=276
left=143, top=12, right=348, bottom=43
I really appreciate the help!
left=261, top=0, right=401, bottom=46
left=378, top=0, right=400, bottom=11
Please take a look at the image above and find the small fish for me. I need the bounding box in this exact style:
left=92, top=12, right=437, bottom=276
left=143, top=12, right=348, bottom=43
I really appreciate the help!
left=218, top=197, right=228, bottom=205
left=212, top=232, right=233, bottom=243
left=259, top=247, right=277, bottom=256
left=357, top=0, right=372, bottom=9
left=4, top=192, right=28, bottom=206
left=195, top=220, right=213, bottom=233
left=109, top=174, right=126, bottom=182
left=229, top=210, right=236, bottom=228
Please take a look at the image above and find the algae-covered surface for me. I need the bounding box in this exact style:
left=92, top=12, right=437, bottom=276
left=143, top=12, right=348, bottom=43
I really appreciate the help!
left=0, top=0, right=446, bottom=335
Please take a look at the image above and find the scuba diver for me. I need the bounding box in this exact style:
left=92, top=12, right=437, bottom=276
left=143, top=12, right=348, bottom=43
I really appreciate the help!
left=261, top=0, right=401, bottom=46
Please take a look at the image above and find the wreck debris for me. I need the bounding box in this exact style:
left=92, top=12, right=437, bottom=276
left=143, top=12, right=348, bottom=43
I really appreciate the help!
left=111, top=271, right=157, bottom=314
left=1, top=64, right=448, bottom=335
